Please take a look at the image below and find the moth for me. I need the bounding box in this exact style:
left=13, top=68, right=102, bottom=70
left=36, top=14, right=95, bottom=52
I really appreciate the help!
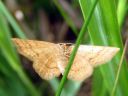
left=12, top=38, right=120, bottom=81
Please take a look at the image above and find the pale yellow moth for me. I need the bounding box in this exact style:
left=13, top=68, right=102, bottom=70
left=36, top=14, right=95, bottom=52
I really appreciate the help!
left=12, top=38, right=119, bottom=81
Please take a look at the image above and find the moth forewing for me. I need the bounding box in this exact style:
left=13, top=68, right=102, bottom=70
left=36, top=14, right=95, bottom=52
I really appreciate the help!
left=70, top=45, right=120, bottom=67
left=12, top=38, right=58, bottom=60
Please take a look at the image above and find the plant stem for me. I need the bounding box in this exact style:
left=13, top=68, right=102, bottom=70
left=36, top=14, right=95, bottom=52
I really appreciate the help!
left=55, top=0, right=98, bottom=96
left=0, top=1, right=26, bottom=38
left=111, top=39, right=128, bottom=96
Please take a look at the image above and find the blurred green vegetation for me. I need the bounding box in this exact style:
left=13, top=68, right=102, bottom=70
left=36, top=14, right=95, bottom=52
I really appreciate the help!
left=0, top=0, right=128, bottom=96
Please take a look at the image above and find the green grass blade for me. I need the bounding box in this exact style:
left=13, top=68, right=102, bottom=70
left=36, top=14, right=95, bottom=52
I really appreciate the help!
left=55, top=0, right=98, bottom=95
left=63, top=80, right=81, bottom=96
left=0, top=13, right=39, bottom=96
left=117, top=0, right=127, bottom=27
left=0, top=1, right=26, bottom=38
left=79, top=0, right=128, bottom=95
left=111, top=39, right=128, bottom=96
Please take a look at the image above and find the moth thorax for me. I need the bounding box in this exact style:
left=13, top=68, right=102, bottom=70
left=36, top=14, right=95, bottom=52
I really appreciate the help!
left=58, top=43, right=72, bottom=58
